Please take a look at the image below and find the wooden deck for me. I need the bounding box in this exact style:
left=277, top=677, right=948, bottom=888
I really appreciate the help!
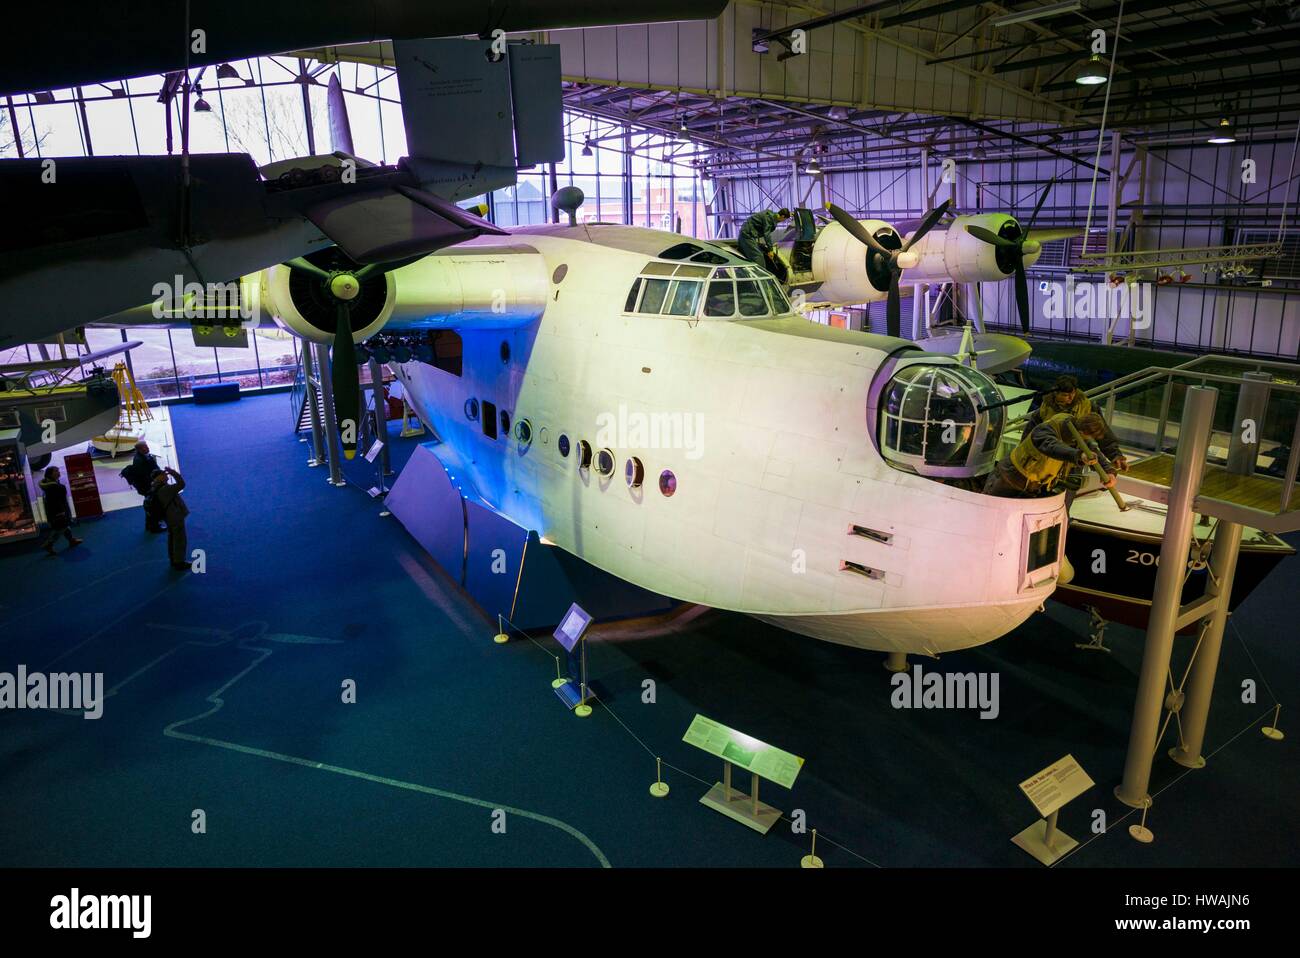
left=1127, top=453, right=1300, bottom=512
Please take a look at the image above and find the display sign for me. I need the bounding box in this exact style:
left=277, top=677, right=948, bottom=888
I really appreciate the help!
left=1018, top=754, right=1095, bottom=818
left=364, top=440, right=385, bottom=463
left=682, top=714, right=804, bottom=790
left=553, top=602, right=592, bottom=653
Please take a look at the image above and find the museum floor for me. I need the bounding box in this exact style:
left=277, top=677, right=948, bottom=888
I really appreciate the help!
left=1, top=393, right=1296, bottom=867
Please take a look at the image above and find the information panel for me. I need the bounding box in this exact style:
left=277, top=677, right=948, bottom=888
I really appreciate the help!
left=1018, top=754, right=1095, bottom=818
left=682, top=714, right=804, bottom=789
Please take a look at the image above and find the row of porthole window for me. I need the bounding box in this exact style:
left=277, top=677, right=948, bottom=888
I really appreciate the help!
left=465, top=396, right=678, bottom=497
left=555, top=434, right=677, bottom=496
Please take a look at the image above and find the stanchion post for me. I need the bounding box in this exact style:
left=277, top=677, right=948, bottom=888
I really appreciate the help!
left=493, top=613, right=508, bottom=645
left=801, top=828, right=825, bottom=868
left=650, top=757, right=669, bottom=798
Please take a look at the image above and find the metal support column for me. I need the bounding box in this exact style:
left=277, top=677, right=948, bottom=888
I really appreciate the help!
left=911, top=284, right=925, bottom=341
left=368, top=358, right=392, bottom=476
left=303, top=341, right=325, bottom=467
left=312, top=341, right=345, bottom=487
left=1170, top=372, right=1271, bottom=768
left=1116, top=386, right=1217, bottom=808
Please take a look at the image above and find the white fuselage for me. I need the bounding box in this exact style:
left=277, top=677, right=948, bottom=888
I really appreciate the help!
left=331, top=224, right=1068, bottom=655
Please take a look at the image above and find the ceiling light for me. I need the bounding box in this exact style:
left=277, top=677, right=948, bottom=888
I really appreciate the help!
left=1207, top=118, right=1236, bottom=144
left=216, top=63, right=241, bottom=81
left=805, top=158, right=822, bottom=176
left=581, top=139, right=593, bottom=156
left=992, top=0, right=1081, bottom=28
left=193, top=97, right=211, bottom=113
left=1073, top=54, right=1109, bottom=86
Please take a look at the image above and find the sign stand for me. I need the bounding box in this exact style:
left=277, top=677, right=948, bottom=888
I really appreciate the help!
left=550, top=602, right=595, bottom=717
left=1012, top=754, right=1095, bottom=866
left=682, top=714, right=804, bottom=836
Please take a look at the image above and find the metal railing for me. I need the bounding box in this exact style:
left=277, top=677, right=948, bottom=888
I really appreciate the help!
left=1078, top=354, right=1300, bottom=525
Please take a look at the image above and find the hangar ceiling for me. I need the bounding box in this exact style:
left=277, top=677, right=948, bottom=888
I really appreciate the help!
left=296, top=0, right=1300, bottom=179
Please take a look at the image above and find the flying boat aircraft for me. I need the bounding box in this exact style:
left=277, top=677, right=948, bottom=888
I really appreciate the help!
left=246, top=204, right=1069, bottom=657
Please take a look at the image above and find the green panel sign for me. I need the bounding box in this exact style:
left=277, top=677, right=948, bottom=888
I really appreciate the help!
left=682, top=714, right=804, bottom=789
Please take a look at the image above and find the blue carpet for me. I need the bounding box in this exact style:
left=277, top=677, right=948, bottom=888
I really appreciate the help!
left=0, top=393, right=1296, bottom=867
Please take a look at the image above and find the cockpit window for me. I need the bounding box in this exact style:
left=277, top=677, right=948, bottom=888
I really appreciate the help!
left=638, top=278, right=671, bottom=313
left=763, top=280, right=791, bottom=313
left=624, top=277, right=642, bottom=313
left=659, top=242, right=702, bottom=260
left=665, top=280, right=702, bottom=316
left=690, top=249, right=729, bottom=264
left=704, top=280, right=736, bottom=317
left=736, top=280, right=767, bottom=316
left=878, top=363, right=1004, bottom=478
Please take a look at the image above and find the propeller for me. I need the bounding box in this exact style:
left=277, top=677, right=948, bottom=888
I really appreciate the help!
left=964, top=177, right=1054, bottom=333
left=284, top=252, right=424, bottom=459
left=826, top=199, right=952, bottom=337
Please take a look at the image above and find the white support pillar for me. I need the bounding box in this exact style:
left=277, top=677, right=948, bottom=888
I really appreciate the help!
left=1116, top=386, right=1218, bottom=808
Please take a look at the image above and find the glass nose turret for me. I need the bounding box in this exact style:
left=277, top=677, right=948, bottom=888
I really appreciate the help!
left=878, top=362, right=1005, bottom=478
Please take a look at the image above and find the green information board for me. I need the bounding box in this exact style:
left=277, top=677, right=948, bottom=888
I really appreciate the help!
left=682, top=714, right=805, bottom=789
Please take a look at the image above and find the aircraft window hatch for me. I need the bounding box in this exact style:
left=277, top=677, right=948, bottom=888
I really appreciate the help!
left=642, top=261, right=677, bottom=276
left=659, top=242, right=702, bottom=260
left=1027, top=524, right=1061, bottom=574
left=481, top=401, right=498, bottom=439
left=690, top=249, right=729, bottom=264
left=673, top=264, right=711, bottom=278
left=840, top=560, right=885, bottom=580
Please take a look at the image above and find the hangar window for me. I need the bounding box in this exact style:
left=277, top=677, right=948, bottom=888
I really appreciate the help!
left=481, top=400, right=498, bottom=439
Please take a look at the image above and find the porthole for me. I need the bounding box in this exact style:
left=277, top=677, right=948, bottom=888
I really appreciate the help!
left=515, top=418, right=532, bottom=445
left=596, top=448, right=615, bottom=476
left=659, top=470, right=677, bottom=497
left=558, top=434, right=570, bottom=457
left=464, top=398, right=479, bottom=421
left=577, top=440, right=593, bottom=470
left=552, top=264, right=568, bottom=284
left=500, top=409, right=511, bottom=435
left=625, top=457, right=644, bottom=489
left=500, top=340, right=511, bottom=364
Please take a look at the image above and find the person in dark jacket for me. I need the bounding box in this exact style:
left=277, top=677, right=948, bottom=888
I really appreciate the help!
left=121, top=441, right=165, bottom=532
left=151, top=467, right=190, bottom=570
left=737, top=208, right=791, bottom=279
left=39, top=466, right=83, bottom=555
left=1023, top=375, right=1128, bottom=472
left=984, top=412, right=1115, bottom=498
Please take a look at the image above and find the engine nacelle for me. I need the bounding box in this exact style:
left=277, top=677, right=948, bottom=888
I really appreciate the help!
left=804, top=218, right=898, bottom=305
left=384, top=246, right=549, bottom=330
left=902, top=214, right=1043, bottom=284
left=261, top=263, right=396, bottom=345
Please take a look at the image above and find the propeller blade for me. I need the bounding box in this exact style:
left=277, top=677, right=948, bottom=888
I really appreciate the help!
left=1026, top=177, right=1054, bottom=233
left=826, top=203, right=889, bottom=256
left=886, top=273, right=902, bottom=338
left=331, top=304, right=360, bottom=460
left=902, top=199, right=952, bottom=251
left=1013, top=259, right=1031, bottom=334
left=285, top=257, right=330, bottom=279
left=965, top=224, right=1018, bottom=248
